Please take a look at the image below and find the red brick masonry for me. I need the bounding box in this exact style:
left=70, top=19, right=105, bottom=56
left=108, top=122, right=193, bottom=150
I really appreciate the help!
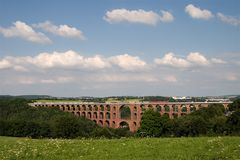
left=30, top=102, right=231, bottom=132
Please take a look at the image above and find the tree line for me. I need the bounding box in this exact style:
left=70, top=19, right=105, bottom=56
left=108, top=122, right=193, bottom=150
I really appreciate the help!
left=0, top=98, right=131, bottom=138
left=0, top=97, right=239, bottom=138
left=138, top=99, right=240, bottom=137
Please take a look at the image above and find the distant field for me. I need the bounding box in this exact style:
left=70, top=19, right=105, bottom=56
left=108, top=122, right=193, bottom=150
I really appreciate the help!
left=36, top=99, right=83, bottom=103
left=36, top=98, right=143, bottom=103
left=0, top=136, right=239, bottom=160
left=106, top=98, right=143, bottom=103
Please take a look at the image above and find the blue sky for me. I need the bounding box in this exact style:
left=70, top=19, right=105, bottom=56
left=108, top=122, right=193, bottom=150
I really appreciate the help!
left=0, top=0, right=239, bottom=97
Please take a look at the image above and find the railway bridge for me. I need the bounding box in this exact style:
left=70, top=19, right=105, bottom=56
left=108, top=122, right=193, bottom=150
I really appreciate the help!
left=30, top=101, right=231, bottom=132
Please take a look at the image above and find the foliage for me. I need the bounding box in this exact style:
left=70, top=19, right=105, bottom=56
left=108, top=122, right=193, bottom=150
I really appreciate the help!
left=227, top=109, right=240, bottom=134
left=228, top=99, right=240, bottom=111
left=0, top=98, right=129, bottom=138
left=138, top=101, right=240, bottom=137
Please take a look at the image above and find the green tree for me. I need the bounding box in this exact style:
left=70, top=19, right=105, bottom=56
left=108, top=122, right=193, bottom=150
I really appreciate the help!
left=229, top=99, right=240, bottom=111
left=227, top=109, right=240, bottom=134
left=137, top=109, right=162, bottom=137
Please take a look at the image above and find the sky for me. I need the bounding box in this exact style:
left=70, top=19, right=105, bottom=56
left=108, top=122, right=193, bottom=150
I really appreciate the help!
left=0, top=0, right=239, bottom=97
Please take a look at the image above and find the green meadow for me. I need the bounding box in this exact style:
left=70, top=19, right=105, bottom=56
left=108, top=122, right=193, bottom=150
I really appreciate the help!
left=0, top=136, right=240, bottom=160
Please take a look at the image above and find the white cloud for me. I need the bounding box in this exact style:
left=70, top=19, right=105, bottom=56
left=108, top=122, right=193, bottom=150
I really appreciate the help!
left=104, top=8, right=174, bottom=25
left=159, top=10, right=174, bottom=22
left=154, top=52, right=190, bottom=68
left=16, top=76, right=74, bottom=85
left=185, top=4, right=214, bottom=20
left=28, top=50, right=110, bottom=69
left=33, top=21, right=85, bottom=39
left=0, top=59, right=11, bottom=69
left=187, top=52, right=209, bottom=65
left=217, top=13, right=240, bottom=26
left=83, top=55, right=110, bottom=69
left=40, top=77, right=74, bottom=84
left=154, top=52, right=224, bottom=68
left=164, top=75, right=177, bottom=82
left=0, top=50, right=228, bottom=74
left=0, top=51, right=147, bottom=71
left=0, top=58, right=28, bottom=71
left=211, top=58, right=227, bottom=64
left=109, top=54, right=146, bottom=71
left=0, top=21, right=51, bottom=43
left=12, top=65, right=28, bottom=72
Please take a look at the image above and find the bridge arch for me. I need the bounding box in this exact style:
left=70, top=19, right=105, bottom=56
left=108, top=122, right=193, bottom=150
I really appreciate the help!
left=99, top=112, right=104, bottom=119
left=140, top=104, right=146, bottom=111
left=172, top=104, right=178, bottom=112
left=100, top=105, right=104, bottom=111
left=181, top=105, right=187, bottom=112
left=99, top=120, right=103, bottom=126
left=112, top=121, right=116, bottom=128
left=119, top=105, right=131, bottom=120
left=119, top=121, right=129, bottom=129
left=106, top=105, right=111, bottom=111
left=105, top=120, right=110, bottom=127
left=190, top=104, right=196, bottom=112
left=94, top=105, right=98, bottom=111
left=156, top=105, right=161, bottom=112
left=93, top=112, right=97, bottom=119
left=82, top=105, right=86, bottom=111
left=87, top=112, right=92, bottom=119
left=164, top=105, right=170, bottom=112
left=148, top=104, right=153, bottom=110
left=88, top=105, right=92, bottom=111
left=106, top=112, right=110, bottom=119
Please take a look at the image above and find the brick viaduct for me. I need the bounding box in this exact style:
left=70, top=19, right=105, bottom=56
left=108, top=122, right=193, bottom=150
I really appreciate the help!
left=30, top=102, right=231, bottom=132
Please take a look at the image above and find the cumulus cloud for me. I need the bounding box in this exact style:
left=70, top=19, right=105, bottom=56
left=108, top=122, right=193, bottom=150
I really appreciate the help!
left=154, top=52, right=223, bottom=68
left=159, top=10, right=174, bottom=22
left=0, top=21, right=51, bottom=43
left=154, top=52, right=190, bottom=68
left=211, top=58, right=227, bottom=64
left=0, top=59, right=11, bottom=69
left=187, top=52, right=209, bottom=65
left=0, top=58, right=28, bottom=71
left=0, top=50, right=147, bottom=71
left=104, top=8, right=174, bottom=25
left=33, top=21, right=85, bottom=39
left=109, top=54, right=146, bottom=71
left=26, top=50, right=110, bottom=69
left=217, top=13, right=240, bottom=26
left=185, top=4, right=214, bottom=20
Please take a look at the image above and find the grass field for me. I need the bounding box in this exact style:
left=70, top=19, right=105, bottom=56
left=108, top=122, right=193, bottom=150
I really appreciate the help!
left=0, top=136, right=240, bottom=160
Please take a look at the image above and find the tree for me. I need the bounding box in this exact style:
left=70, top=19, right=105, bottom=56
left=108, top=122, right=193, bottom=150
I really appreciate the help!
left=137, top=109, right=162, bottom=137
left=227, top=109, right=240, bottom=134
left=229, top=99, right=240, bottom=111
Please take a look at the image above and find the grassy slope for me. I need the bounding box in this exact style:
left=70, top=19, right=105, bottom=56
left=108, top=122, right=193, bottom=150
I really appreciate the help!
left=0, top=136, right=240, bottom=160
